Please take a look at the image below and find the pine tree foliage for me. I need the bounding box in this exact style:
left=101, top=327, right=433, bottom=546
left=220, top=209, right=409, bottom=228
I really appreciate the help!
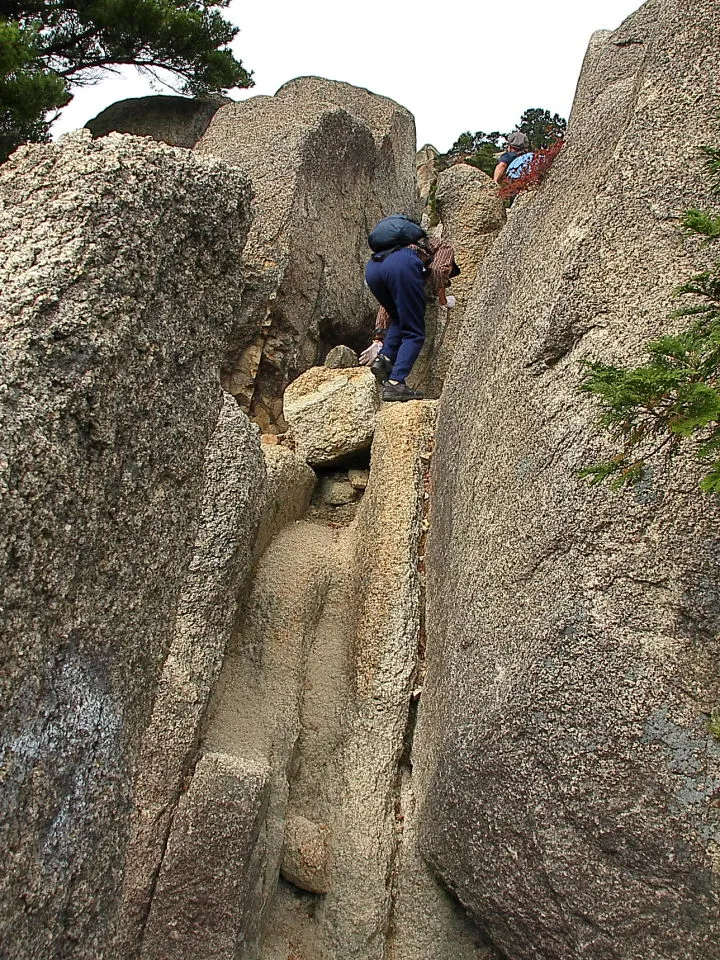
left=0, top=0, right=252, bottom=160
left=579, top=146, right=720, bottom=494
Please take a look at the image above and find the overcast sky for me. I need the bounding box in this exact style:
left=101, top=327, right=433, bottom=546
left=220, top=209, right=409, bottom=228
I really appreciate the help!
left=53, top=0, right=642, bottom=153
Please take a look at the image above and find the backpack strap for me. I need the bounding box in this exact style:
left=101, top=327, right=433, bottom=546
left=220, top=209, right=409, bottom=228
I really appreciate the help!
left=371, top=244, right=408, bottom=262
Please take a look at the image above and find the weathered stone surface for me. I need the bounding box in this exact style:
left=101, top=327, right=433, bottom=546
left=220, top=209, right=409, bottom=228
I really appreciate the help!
left=86, top=95, right=225, bottom=147
left=348, top=468, right=369, bottom=490
left=118, top=399, right=267, bottom=957
left=324, top=344, right=359, bottom=368
left=140, top=753, right=270, bottom=960
left=421, top=3, right=720, bottom=959
left=283, top=366, right=380, bottom=467
left=203, top=518, right=343, bottom=959
left=280, top=815, right=332, bottom=895
left=195, top=77, right=418, bottom=430
left=0, top=131, right=253, bottom=959
left=424, top=162, right=505, bottom=395
left=316, top=474, right=358, bottom=507
left=256, top=444, right=316, bottom=558
left=416, top=143, right=440, bottom=200
left=260, top=401, right=450, bottom=960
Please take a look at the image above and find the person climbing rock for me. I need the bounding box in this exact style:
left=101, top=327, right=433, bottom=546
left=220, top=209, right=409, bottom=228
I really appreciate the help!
left=493, top=130, right=531, bottom=183
left=363, top=216, right=457, bottom=402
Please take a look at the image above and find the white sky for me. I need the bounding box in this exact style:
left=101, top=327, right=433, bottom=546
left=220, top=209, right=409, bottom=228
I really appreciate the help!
left=52, top=0, right=641, bottom=153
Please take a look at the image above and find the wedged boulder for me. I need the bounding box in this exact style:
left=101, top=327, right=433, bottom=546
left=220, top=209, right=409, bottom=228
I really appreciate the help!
left=283, top=366, right=380, bottom=466
left=324, top=344, right=359, bottom=368
left=86, top=95, right=225, bottom=147
left=0, top=130, right=253, bottom=960
left=425, top=163, right=505, bottom=394
left=416, top=143, right=440, bottom=200
left=280, top=815, right=332, bottom=895
left=256, top=443, right=317, bottom=556
left=140, top=753, right=270, bottom=960
left=194, top=77, right=418, bottom=430
left=421, top=2, right=720, bottom=959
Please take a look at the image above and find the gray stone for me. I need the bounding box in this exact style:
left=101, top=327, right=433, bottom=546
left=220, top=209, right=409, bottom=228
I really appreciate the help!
left=421, top=3, right=720, bottom=959
left=324, top=345, right=359, bottom=368
left=118, top=399, right=267, bottom=957
left=202, top=518, right=344, bottom=958
left=140, top=753, right=270, bottom=960
left=348, top=468, right=369, bottom=490
left=283, top=366, right=380, bottom=467
left=280, top=816, right=332, bottom=895
left=0, top=130, right=253, bottom=960
left=195, top=77, right=418, bottom=430
left=86, top=95, right=225, bottom=147
left=420, top=162, right=505, bottom=396
left=416, top=143, right=440, bottom=200
left=317, top=474, right=357, bottom=507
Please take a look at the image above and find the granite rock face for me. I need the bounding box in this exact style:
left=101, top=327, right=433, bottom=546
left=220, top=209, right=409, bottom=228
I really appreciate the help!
left=195, top=77, right=418, bottom=430
left=283, top=366, right=380, bottom=467
left=0, top=131, right=253, bottom=960
left=86, top=95, right=225, bottom=147
left=421, top=2, right=720, bottom=958
left=140, top=753, right=270, bottom=960
left=426, top=163, right=505, bottom=393
left=118, top=399, right=267, bottom=957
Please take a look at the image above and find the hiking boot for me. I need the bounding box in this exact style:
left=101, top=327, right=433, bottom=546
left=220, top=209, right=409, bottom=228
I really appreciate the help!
left=381, top=381, right=424, bottom=402
left=370, top=354, right=393, bottom=383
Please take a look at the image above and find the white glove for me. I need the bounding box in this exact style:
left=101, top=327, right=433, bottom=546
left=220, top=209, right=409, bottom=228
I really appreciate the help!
left=359, top=341, right=382, bottom=365
left=445, top=295, right=457, bottom=309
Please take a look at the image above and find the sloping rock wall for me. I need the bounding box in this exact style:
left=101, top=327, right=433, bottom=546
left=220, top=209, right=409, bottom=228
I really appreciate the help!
left=421, top=2, right=720, bottom=958
left=0, top=132, right=253, bottom=959
left=194, top=77, right=418, bottom=430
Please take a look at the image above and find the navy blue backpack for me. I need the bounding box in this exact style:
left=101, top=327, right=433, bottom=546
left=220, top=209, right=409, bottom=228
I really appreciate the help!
left=368, top=214, right=426, bottom=256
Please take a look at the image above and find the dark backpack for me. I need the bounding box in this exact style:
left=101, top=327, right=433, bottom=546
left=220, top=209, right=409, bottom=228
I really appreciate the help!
left=368, top=214, right=426, bottom=254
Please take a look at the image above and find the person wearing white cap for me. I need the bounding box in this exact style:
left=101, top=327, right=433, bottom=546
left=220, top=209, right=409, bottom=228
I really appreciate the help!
left=493, top=131, right=531, bottom=184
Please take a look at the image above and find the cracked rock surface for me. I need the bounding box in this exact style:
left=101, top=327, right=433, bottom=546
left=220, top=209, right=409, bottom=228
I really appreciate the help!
left=421, top=2, right=720, bottom=958
left=0, top=131, right=253, bottom=960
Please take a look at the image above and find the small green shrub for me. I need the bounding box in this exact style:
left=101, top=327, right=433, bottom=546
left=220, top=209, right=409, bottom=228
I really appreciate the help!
left=579, top=146, right=720, bottom=493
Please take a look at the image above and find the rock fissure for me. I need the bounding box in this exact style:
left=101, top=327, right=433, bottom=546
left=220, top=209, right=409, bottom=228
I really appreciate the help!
left=4, top=27, right=720, bottom=960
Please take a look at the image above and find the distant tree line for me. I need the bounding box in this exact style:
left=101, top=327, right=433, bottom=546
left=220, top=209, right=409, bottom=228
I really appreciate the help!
left=440, top=107, right=567, bottom=178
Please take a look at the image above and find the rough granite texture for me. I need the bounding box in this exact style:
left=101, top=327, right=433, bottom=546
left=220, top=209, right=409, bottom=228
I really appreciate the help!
left=421, top=2, right=720, bottom=958
left=195, top=77, right=418, bottom=430
left=255, top=443, right=317, bottom=558
left=283, top=366, right=381, bottom=467
left=86, top=94, right=225, bottom=147
left=118, top=399, right=267, bottom=959
left=187, top=400, right=485, bottom=960
left=416, top=143, right=440, bottom=201
left=324, top=344, right=359, bottom=368
left=426, top=163, right=505, bottom=394
left=0, top=131, right=253, bottom=959
left=140, top=753, right=270, bottom=960
left=280, top=815, right=332, bottom=894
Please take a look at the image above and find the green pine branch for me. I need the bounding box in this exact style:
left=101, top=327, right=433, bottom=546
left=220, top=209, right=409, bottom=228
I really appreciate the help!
left=579, top=144, right=720, bottom=494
